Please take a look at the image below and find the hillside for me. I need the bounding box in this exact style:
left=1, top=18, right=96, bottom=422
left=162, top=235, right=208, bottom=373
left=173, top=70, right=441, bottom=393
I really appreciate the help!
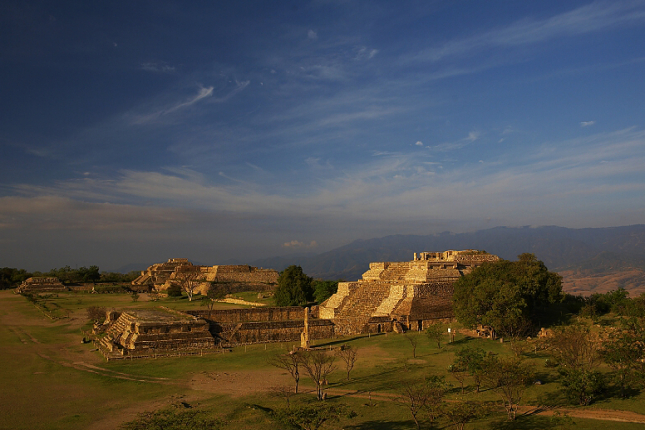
left=252, top=225, right=645, bottom=296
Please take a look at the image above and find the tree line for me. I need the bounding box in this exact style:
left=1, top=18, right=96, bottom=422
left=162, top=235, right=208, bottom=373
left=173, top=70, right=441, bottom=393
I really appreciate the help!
left=0, top=266, right=140, bottom=289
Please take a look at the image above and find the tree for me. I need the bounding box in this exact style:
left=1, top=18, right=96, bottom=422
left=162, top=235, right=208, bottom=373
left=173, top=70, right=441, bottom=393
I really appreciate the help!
left=166, top=283, right=183, bottom=297
left=272, top=402, right=349, bottom=430
left=119, top=408, right=222, bottom=430
left=175, top=273, right=201, bottom=301
left=275, top=266, right=314, bottom=307
left=443, top=401, right=489, bottom=430
left=548, top=324, right=598, bottom=369
left=484, top=356, right=534, bottom=421
left=425, top=323, right=445, bottom=349
left=298, top=350, right=336, bottom=401
left=336, top=345, right=358, bottom=380
left=454, top=346, right=487, bottom=393
left=268, top=352, right=301, bottom=394
left=600, top=317, right=645, bottom=398
left=404, top=331, right=419, bottom=358
left=202, top=283, right=231, bottom=315
left=131, top=292, right=139, bottom=302
left=312, top=280, right=339, bottom=304
left=448, top=362, right=468, bottom=395
left=559, top=367, right=605, bottom=406
left=394, top=376, right=447, bottom=430
left=86, top=306, right=106, bottom=322
left=453, top=253, right=563, bottom=337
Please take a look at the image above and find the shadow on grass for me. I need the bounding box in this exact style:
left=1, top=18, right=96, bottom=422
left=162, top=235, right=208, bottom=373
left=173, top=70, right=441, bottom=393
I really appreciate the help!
left=488, top=414, right=573, bottom=430
left=314, top=334, right=385, bottom=348
left=344, top=419, right=415, bottom=430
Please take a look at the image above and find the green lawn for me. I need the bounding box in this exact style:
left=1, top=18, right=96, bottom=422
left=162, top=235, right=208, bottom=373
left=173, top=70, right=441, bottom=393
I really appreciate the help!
left=1, top=290, right=644, bottom=430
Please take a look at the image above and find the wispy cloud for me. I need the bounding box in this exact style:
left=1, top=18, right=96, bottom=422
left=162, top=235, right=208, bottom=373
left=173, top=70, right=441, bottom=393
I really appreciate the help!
left=140, top=62, right=176, bottom=73
left=407, top=1, right=645, bottom=63
left=580, top=120, right=596, bottom=127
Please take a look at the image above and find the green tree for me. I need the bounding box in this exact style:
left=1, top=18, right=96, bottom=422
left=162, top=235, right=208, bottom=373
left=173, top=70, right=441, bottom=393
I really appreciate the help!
left=272, top=402, right=349, bottom=430
left=484, top=356, right=535, bottom=421
left=275, top=266, right=314, bottom=307
left=600, top=317, right=645, bottom=398
left=119, top=408, right=222, bottom=430
left=312, top=280, right=339, bottom=304
left=425, top=323, right=445, bottom=349
left=452, top=253, right=562, bottom=337
left=559, top=368, right=605, bottom=406
left=454, top=346, right=487, bottom=393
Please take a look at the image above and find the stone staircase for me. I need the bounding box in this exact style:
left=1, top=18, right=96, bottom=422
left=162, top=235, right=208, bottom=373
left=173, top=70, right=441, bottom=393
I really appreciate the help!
left=373, top=284, right=407, bottom=316
left=332, top=282, right=392, bottom=335
left=100, top=312, right=137, bottom=354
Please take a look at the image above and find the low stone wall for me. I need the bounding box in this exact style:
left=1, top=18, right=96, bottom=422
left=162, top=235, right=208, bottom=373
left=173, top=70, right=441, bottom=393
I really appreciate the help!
left=187, top=307, right=305, bottom=323
left=216, top=319, right=335, bottom=345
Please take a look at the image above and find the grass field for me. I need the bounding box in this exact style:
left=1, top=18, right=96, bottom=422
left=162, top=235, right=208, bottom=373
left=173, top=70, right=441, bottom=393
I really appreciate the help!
left=1, top=289, right=644, bottom=430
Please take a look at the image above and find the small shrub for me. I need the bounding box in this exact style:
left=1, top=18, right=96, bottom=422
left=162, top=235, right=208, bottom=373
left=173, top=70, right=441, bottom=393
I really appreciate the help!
left=167, top=284, right=182, bottom=297
left=87, top=306, right=107, bottom=322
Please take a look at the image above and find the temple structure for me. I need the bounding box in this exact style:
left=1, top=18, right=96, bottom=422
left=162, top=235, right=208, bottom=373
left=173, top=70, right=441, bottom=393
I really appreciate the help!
left=94, top=250, right=498, bottom=359
left=131, top=258, right=279, bottom=294
left=17, top=277, right=68, bottom=293
left=318, top=250, right=499, bottom=335
left=98, top=307, right=216, bottom=358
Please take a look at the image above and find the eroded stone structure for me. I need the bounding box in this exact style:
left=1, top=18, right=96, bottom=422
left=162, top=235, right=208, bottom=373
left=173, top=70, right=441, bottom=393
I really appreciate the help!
left=319, top=250, right=499, bottom=335
left=98, top=307, right=215, bottom=358
left=17, top=277, right=68, bottom=293
left=131, top=258, right=279, bottom=294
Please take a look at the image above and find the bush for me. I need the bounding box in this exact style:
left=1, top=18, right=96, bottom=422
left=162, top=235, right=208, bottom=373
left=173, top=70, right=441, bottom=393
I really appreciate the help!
left=87, top=306, right=106, bottom=322
left=166, top=284, right=183, bottom=297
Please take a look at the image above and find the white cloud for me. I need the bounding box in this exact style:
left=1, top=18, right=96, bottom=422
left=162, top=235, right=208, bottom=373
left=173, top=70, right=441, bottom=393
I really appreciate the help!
left=140, top=62, right=176, bottom=73
left=283, top=240, right=318, bottom=249
left=467, top=131, right=480, bottom=142
left=580, top=121, right=596, bottom=127
left=415, top=141, right=424, bottom=146
left=308, top=29, right=318, bottom=40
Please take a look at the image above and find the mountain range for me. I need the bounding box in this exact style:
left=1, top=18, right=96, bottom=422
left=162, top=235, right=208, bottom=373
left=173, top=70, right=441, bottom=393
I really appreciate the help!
left=251, top=225, right=645, bottom=296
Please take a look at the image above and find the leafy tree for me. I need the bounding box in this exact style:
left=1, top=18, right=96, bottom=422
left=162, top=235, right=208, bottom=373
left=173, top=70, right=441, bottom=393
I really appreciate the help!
left=454, top=346, right=487, bottom=393
left=312, top=280, right=339, bottom=304
left=453, top=253, right=562, bottom=337
left=548, top=324, right=598, bottom=369
left=559, top=368, right=605, bottom=406
left=202, top=282, right=231, bottom=314
left=443, top=401, right=489, bottom=430
left=272, top=402, right=350, bottom=430
left=394, top=376, right=448, bottom=430
left=600, top=317, right=645, bottom=398
left=425, top=323, right=445, bottom=349
left=0, top=267, right=32, bottom=289
left=275, top=266, right=314, bottom=307
left=484, top=356, right=534, bottom=421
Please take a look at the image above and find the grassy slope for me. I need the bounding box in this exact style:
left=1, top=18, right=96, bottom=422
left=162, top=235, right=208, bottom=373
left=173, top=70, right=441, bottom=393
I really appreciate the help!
left=1, top=290, right=644, bottom=430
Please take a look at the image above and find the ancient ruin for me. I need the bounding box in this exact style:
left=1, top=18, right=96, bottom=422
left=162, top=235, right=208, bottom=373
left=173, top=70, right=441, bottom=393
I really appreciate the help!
left=96, top=250, right=497, bottom=358
left=131, top=258, right=279, bottom=295
left=17, top=277, right=68, bottom=293
left=97, top=307, right=216, bottom=359
left=319, top=250, right=499, bottom=335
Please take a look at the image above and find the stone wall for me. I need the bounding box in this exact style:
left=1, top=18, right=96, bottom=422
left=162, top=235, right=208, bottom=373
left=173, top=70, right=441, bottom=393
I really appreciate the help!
left=187, top=307, right=304, bottom=323
left=215, top=319, right=335, bottom=345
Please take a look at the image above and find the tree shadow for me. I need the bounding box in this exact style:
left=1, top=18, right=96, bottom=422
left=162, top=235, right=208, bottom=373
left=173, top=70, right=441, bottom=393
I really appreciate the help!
left=344, top=419, right=416, bottom=430
left=488, top=414, right=571, bottom=430
left=314, top=334, right=383, bottom=348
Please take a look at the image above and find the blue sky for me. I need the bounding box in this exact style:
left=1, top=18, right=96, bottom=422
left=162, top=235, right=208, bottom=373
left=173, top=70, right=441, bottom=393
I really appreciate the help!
left=1, top=0, right=645, bottom=271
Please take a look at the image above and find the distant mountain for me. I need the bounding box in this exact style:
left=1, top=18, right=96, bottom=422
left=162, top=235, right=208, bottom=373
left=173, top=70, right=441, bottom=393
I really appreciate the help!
left=251, top=225, right=645, bottom=296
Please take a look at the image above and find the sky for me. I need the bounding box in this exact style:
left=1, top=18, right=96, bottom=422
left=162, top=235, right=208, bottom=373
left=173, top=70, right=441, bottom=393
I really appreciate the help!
left=1, top=0, right=645, bottom=272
